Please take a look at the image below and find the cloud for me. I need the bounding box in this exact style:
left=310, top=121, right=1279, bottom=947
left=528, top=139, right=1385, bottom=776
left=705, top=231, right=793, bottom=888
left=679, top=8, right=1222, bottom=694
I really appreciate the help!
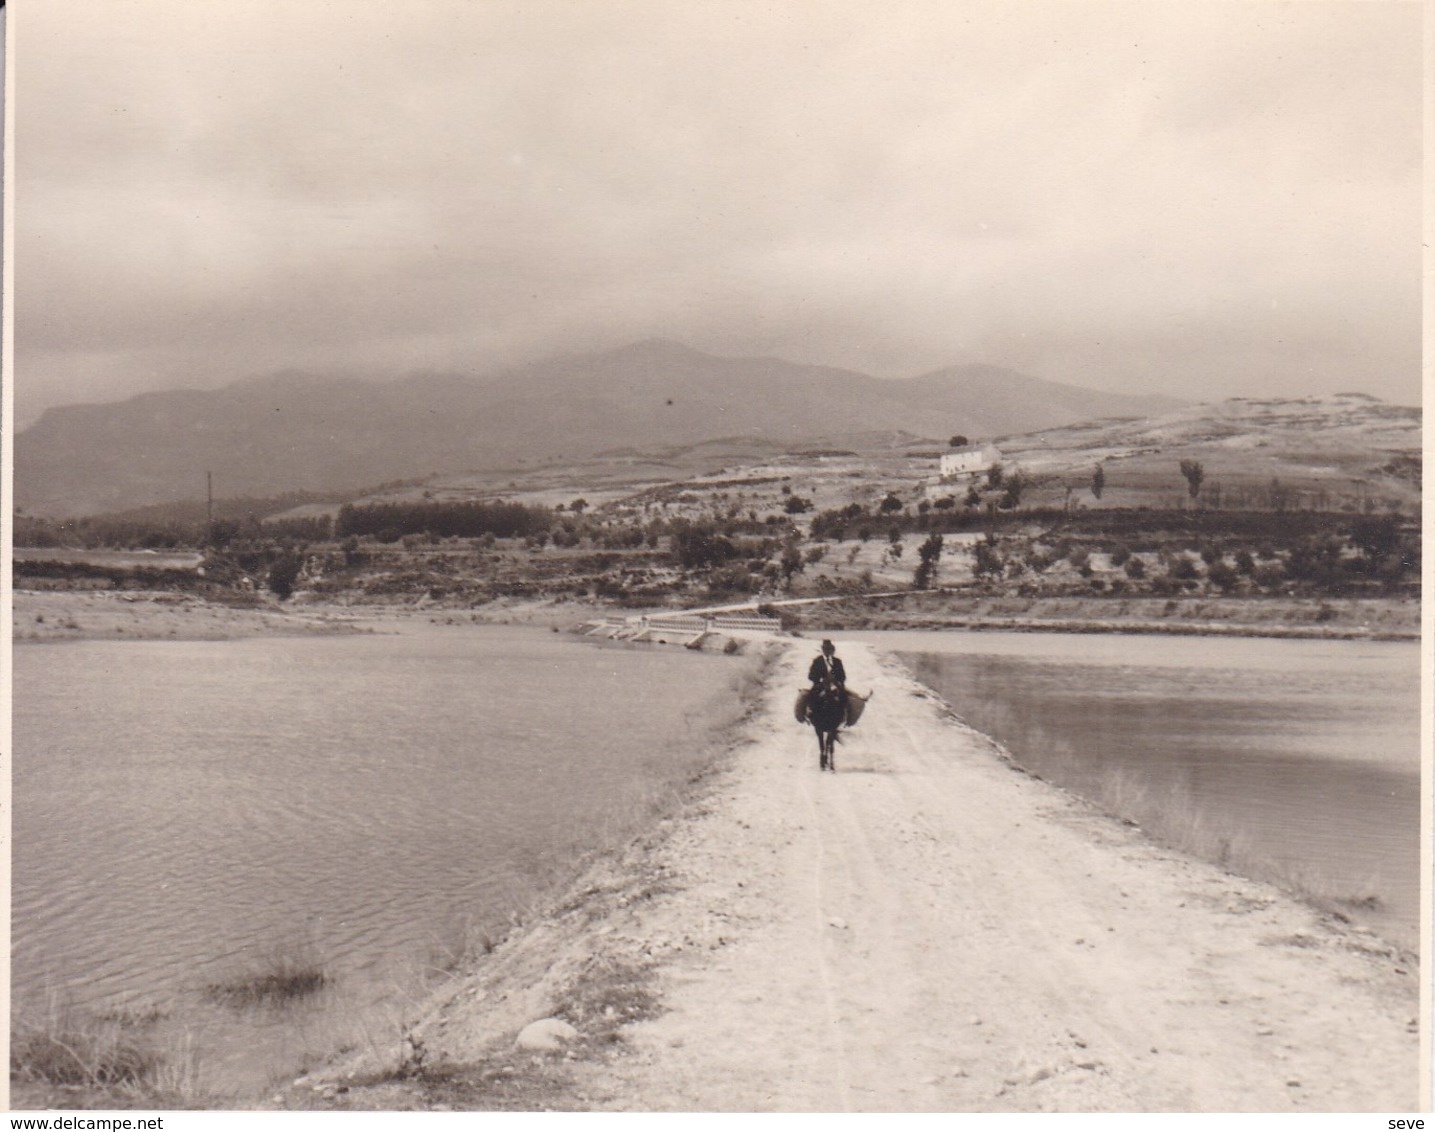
left=15, top=0, right=1422, bottom=424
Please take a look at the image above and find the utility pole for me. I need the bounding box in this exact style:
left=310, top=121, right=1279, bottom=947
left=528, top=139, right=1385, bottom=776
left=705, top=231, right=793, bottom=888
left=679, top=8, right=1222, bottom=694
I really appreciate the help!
left=206, top=471, right=213, bottom=546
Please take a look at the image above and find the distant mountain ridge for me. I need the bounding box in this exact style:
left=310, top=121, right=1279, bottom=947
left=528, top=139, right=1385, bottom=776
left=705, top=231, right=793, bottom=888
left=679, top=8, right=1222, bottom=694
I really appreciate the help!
left=17, top=340, right=1185, bottom=517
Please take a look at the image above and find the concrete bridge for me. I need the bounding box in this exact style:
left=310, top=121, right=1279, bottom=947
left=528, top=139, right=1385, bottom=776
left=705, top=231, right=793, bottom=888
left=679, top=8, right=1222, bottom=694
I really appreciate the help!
left=586, top=610, right=783, bottom=645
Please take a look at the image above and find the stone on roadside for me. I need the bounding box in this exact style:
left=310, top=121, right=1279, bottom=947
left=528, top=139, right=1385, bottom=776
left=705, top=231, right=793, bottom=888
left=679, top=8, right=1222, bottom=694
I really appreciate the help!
left=516, top=1017, right=579, bottom=1051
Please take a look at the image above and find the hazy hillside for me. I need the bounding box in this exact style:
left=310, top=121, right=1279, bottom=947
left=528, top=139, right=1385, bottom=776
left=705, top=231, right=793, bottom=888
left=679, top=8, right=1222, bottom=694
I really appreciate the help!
left=994, top=393, right=1420, bottom=512
left=324, top=393, right=1418, bottom=531
left=16, top=339, right=1185, bottom=517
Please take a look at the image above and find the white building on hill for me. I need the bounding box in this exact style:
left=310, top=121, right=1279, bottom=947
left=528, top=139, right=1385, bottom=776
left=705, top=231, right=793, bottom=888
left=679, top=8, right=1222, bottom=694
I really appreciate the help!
left=939, top=444, right=1000, bottom=478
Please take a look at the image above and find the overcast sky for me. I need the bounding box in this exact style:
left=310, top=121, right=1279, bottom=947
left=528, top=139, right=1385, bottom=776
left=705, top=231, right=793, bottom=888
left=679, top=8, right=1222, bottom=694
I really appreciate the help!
left=15, top=0, right=1422, bottom=425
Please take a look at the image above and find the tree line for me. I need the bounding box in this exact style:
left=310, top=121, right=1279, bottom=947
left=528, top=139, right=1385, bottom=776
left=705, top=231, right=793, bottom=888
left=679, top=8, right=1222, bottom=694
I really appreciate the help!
left=333, top=499, right=554, bottom=541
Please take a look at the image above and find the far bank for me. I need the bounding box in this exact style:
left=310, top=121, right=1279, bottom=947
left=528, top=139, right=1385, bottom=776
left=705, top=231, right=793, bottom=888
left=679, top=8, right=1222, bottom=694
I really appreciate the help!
left=769, top=589, right=1417, bottom=639
left=11, top=587, right=1418, bottom=647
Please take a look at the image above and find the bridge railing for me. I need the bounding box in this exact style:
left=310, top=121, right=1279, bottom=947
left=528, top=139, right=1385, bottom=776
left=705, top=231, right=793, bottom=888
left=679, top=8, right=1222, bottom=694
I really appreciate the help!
left=643, top=616, right=711, bottom=632
left=619, top=612, right=783, bottom=634
left=709, top=614, right=782, bottom=632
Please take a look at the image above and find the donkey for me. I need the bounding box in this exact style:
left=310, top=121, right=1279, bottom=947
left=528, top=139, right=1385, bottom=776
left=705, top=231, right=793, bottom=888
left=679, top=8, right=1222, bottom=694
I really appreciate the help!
left=807, top=681, right=847, bottom=772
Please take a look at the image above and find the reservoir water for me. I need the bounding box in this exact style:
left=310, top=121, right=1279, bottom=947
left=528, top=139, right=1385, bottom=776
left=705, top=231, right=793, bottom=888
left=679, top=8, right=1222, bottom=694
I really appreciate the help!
left=844, top=630, right=1420, bottom=948
left=13, top=623, right=750, bottom=1094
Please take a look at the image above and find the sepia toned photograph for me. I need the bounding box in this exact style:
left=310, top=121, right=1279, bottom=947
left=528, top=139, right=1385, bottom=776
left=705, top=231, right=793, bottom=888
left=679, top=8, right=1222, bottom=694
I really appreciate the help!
left=7, top=0, right=1425, bottom=1115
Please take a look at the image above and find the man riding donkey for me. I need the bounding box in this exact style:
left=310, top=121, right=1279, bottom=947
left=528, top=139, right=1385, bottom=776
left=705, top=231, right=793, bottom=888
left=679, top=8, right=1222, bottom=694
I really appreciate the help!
left=799, top=639, right=869, bottom=772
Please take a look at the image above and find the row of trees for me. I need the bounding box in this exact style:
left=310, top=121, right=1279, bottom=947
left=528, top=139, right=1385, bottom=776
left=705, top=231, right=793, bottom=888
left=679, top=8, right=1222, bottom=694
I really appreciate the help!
left=334, top=500, right=555, bottom=540
left=959, top=516, right=1416, bottom=595
left=1087, top=458, right=1408, bottom=514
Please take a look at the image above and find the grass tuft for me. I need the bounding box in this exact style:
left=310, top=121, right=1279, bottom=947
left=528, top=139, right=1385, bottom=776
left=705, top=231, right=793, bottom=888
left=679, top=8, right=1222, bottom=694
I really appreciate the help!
left=12, top=1027, right=158, bottom=1088
left=11, top=999, right=163, bottom=1091
left=205, top=953, right=329, bottom=1009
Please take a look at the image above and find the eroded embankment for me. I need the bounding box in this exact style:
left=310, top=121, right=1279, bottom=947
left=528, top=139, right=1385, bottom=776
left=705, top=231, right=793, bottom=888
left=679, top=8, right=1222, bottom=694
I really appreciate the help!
left=277, top=637, right=1420, bottom=1112
left=781, top=593, right=1419, bottom=641
left=12, top=590, right=368, bottom=642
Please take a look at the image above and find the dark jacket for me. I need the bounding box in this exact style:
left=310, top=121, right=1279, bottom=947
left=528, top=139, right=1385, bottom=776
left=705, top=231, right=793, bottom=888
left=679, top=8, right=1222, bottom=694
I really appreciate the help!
left=808, top=654, right=846, bottom=689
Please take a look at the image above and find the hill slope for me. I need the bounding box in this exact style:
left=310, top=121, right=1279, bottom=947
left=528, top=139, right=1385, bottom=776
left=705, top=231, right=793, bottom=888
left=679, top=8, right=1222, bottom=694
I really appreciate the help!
left=994, top=393, right=1420, bottom=511
left=16, top=340, right=1184, bottom=516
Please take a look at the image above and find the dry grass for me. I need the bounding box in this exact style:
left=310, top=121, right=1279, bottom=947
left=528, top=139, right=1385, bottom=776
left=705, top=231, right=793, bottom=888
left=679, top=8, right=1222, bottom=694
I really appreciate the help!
left=9, top=994, right=206, bottom=1108
left=1096, top=767, right=1253, bottom=871
left=11, top=1017, right=159, bottom=1089
left=205, top=949, right=329, bottom=1009
left=1091, top=766, right=1400, bottom=932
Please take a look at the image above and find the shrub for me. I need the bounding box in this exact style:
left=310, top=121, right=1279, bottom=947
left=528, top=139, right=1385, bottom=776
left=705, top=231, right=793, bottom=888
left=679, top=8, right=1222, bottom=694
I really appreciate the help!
left=780, top=542, right=805, bottom=583
left=707, top=565, right=759, bottom=596
left=1179, top=459, right=1205, bottom=499
left=670, top=522, right=737, bottom=569
left=1207, top=561, right=1241, bottom=592
left=973, top=539, right=1004, bottom=578
left=266, top=552, right=305, bottom=600
left=1253, top=562, right=1286, bottom=589
left=912, top=532, right=944, bottom=589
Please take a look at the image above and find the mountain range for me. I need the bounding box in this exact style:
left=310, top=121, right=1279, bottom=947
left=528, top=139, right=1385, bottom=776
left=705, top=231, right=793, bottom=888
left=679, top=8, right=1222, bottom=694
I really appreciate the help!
left=18, top=339, right=1185, bottom=517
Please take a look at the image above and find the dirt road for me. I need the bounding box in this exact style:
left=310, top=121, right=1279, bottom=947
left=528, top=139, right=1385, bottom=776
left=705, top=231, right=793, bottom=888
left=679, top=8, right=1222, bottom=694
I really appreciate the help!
left=560, top=641, right=1420, bottom=1112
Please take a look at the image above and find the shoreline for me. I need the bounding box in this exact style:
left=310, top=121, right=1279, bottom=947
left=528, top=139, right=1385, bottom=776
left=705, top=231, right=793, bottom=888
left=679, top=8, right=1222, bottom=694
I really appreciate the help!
left=10, top=590, right=371, bottom=643
left=810, top=615, right=1415, bottom=641
left=11, top=587, right=1419, bottom=644
left=777, top=591, right=1419, bottom=641
left=274, top=638, right=1418, bottom=1112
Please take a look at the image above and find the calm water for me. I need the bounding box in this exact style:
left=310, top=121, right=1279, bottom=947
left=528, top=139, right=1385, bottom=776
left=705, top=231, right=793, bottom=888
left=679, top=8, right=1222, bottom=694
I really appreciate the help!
left=844, top=630, right=1421, bottom=948
left=13, top=624, right=747, bottom=1092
